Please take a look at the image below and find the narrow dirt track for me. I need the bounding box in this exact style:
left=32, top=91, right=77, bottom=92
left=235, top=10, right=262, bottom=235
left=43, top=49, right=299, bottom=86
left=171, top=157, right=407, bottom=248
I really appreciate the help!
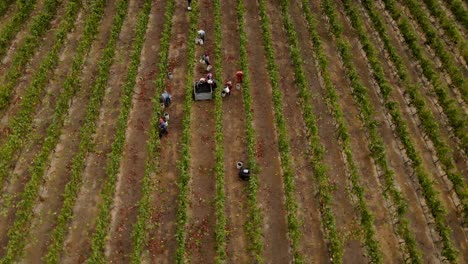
left=243, top=0, right=291, bottom=262
left=58, top=0, right=150, bottom=262
left=15, top=0, right=120, bottom=261
left=306, top=0, right=406, bottom=261
left=184, top=0, right=217, bottom=262
left=264, top=0, right=329, bottom=262
left=0, top=2, right=66, bottom=123
left=291, top=0, right=365, bottom=261
left=0, top=0, right=112, bottom=256
left=103, top=0, right=172, bottom=262
left=314, top=0, right=404, bottom=261
left=373, top=0, right=468, bottom=176
left=336, top=0, right=468, bottom=261
left=144, top=0, right=189, bottom=262
left=0, top=0, right=46, bottom=65
left=0, top=8, right=86, bottom=228
left=0, top=3, right=17, bottom=29
left=370, top=3, right=468, bottom=256
left=219, top=0, right=250, bottom=262
left=352, top=1, right=458, bottom=261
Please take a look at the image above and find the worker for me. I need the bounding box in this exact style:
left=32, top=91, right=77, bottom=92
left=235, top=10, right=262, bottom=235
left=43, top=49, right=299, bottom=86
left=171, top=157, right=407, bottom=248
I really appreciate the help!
left=197, top=29, right=206, bottom=45
left=236, top=70, right=244, bottom=84
left=238, top=166, right=250, bottom=181
left=221, top=84, right=231, bottom=97
left=159, top=116, right=169, bottom=138
left=187, top=0, right=192, bottom=10
left=199, top=77, right=206, bottom=83
left=206, top=72, right=213, bottom=80
left=159, top=91, right=171, bottom=107
left=201, top=53, right=210, bottom=66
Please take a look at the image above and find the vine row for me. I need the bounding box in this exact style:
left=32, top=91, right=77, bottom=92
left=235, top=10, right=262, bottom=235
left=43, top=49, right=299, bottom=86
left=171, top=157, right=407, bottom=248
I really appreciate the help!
left=381, top=0, right=468, bottom=154
left=0, top=0, right=80, bottom=198
left=343, top=0, right=461, bottom=261
left=0, top=1, right=108, bottom=262
left=360, top=0, right=462, bottom=261
left=128, top=0, right=176, bottom=262
left=256, top=0, right=306, bottom=262
left=420, top=0, right=468, bottom=65
left=397, top=0, right=467, bottom=103
left=442, top=0, right=468, bottom=28
left=174, top=0, right=199, bottom=262
left=377, top=0, right=467, bottom=219
left=43, top=0, right=129, bottom=261
left=212, top=0, right=227, bottom=262
left=0, top=0, right=38, bottom=58
left=0, top=0, right=15, bottom=20
left=236, top=0, right=264, bottom=262
left=297, top=0, right=350, bottom=262
left=0, top=0, right=62, bottom=110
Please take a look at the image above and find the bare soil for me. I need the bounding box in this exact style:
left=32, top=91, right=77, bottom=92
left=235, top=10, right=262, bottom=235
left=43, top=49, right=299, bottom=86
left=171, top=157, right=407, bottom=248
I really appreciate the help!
left=13, top=0, right=118, bottom=260
left=0, top=3, right=88, bottom=256
left=0, top=2, right=68, bottom=142
left=59, top=0, right=147, bottom=262
left=265, top=0, right=329, bottom=262
left=219, top=0, right=251, bottom=262
left=243, top=0, right=292, bottom=262
left=0, top=0, right=46, bottom=69
left=143, top=0, right=190, bottom=262
left=184, top=0, right=218, bottom=262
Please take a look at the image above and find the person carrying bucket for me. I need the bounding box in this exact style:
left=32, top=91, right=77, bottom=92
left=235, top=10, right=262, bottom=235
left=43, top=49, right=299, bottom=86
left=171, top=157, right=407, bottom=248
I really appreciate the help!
left=187, top=0, right=192, bottom=10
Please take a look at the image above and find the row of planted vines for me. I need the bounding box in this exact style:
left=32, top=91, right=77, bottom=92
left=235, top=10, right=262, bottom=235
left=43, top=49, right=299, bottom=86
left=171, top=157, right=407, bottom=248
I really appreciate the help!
left=0, top=0, right=465, bottom=263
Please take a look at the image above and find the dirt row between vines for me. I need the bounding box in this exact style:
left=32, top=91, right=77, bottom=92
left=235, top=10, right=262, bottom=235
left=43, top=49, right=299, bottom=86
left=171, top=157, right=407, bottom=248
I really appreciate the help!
left=370, top=0, right=468, bottom=259
left=0, top=0, right=95, bottom=255
left=0, top=0, right=67, bottom=126
left=243, top=0, right=291, bottom=262
left=220, top=0, right=250, bottom=262
left=0, top=0, right=47, bottom=74
left=375, top=0, right=468, bottom=177
left=0, top=7, right=85, bottom=222
left=16, top=0, right=122, bottom=261
left=352, top=0, right=467, bottom=261
left=100, top=0, right=167, bottom=262
left=144, top=0, right=190, bottom=262
left=58, top=0, right=162, bottom=262
left=184, top=0, right=218, bottom=262
left=0, top=3, right=18, bottom=30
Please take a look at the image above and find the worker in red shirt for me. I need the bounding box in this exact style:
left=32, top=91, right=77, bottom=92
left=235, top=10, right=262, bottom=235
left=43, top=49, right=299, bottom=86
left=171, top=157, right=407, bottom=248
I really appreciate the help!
left=236, top=70, right=244, bottom=84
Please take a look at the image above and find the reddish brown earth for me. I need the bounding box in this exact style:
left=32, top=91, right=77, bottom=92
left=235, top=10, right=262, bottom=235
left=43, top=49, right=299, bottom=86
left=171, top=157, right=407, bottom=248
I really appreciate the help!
left=16, top=0, right=120, bottom=261
left=59, top=0, right=149, bottom=262
left=0, top=0, right=465, bottom=262
left=219, top=0, right=251, bottom=262
left=103, top=0, right=168, bottom=262
left=144, top=0, right=189, bottom=262
left=0, top=0, right=46, bottom=67
left=243, top=0, right=292, bottom=262
left=265, top=0, right=329, bottom=262
left=184, top=0, right=217, bottom=262
left=0, top=1, right=67, bottom=124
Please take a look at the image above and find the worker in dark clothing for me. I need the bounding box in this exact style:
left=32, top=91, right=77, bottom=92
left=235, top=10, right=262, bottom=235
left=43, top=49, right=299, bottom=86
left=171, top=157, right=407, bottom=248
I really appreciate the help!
left=238, top=167, right=250, bottom=181
left=159, top=91, right=171, bottom=107
left=187, top=0, right=192, bottom=10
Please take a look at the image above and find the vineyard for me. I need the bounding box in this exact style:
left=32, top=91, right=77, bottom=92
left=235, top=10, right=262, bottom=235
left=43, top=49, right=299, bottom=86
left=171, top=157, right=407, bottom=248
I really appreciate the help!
left=0, top=0, right=466, bottom=263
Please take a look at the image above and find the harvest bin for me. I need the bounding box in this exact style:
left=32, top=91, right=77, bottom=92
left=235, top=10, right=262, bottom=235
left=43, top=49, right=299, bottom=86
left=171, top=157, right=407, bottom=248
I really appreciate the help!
left=193, top=81, right=215, bottom=101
